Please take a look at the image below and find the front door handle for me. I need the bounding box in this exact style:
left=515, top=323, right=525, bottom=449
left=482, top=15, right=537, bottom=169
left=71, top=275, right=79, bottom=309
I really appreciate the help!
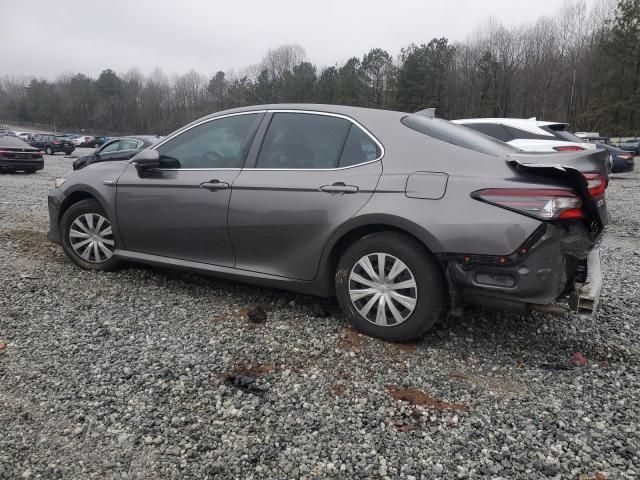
left=319, top=182, right=359, bottom=194
left=200, top=180, right=230, bottom=191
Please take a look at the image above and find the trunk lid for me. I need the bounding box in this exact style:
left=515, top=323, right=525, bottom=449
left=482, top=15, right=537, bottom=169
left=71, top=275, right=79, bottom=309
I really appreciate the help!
left=506, top=149, right=609, bottom=234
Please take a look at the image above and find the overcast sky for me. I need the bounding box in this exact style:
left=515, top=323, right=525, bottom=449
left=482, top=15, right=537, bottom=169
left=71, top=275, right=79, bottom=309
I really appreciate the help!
left=3, top=0, right=598, bottom=80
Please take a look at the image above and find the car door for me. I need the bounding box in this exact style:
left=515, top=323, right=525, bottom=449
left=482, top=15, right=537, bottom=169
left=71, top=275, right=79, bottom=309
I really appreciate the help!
left=115, top=112, right=263, bottom=266
left=29, top=135, right=44, bottom=150
left=227, top=111, right=383, bottom=280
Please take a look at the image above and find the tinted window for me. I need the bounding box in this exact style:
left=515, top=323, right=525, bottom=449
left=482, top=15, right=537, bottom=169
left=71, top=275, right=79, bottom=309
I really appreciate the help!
left=504, top=126, right=553, bottom=140
left=464, top=123, right=514, bottom=142
left=257, top=113, right=351, bottom=169
left=120, top=139, right=141, bottom=150
left=157, top=114, right=258, bottom=169
left=540, top=125, right=585, bottom=143
left=339, top=125, right=381, bottom=167
left=401, top=115, right=519, bottom=157
left=100, top=140, right=121, bottom=153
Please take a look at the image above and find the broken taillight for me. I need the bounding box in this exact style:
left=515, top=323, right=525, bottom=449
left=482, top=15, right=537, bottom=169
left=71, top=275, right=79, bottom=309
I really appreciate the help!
left=473, top=188, right=583, bottom=220
left=583, top=173, right=606, bottom=198
left=553, top=145, right=585, bottom=151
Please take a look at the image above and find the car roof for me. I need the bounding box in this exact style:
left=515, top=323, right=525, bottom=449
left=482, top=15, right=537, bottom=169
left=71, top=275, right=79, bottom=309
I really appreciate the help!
left=191, top=103, right=406, bottom=124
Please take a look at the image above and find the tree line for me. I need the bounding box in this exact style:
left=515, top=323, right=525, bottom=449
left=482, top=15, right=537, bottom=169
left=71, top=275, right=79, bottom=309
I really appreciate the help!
left=0, top=0, right=638, bottom=137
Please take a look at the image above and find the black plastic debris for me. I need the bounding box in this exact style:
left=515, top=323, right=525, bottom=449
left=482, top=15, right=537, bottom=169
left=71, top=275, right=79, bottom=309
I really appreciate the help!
left=247, top=306, right=267, bottom=324
left=540, top=362, right=577, bottom=371
left=225, top=374, right=266, bottom=395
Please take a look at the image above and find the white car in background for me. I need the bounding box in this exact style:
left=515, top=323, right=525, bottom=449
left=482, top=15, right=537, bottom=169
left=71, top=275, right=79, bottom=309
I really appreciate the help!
left=452, top=117, right=596, bottom=153
left=15, top=132, right=32, bottom=142
left=73, top=135, right=95, bottom=147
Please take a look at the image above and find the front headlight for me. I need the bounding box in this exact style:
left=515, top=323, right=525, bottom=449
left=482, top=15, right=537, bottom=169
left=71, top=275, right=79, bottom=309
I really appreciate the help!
left=54, top=177, right=67, bottom=188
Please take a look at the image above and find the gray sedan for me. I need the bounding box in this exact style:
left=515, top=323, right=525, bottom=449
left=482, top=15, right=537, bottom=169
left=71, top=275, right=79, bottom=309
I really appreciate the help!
left=47, top=105, right=609, bottom=342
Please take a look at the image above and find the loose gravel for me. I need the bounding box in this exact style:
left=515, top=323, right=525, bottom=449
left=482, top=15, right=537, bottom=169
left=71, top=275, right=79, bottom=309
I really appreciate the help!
left=1, top=151, right=639, bottom=479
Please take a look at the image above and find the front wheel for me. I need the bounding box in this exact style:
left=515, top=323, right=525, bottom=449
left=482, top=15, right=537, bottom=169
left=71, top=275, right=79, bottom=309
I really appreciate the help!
left=45, top=146, right=53, bottom=155
left=335, top=232, right=446, bottom=342
left=60, top=199, right=122, bottom=271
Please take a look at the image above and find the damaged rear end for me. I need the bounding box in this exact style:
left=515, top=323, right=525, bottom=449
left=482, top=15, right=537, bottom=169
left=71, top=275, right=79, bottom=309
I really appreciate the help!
left=452, top=148, right=608, bottom=316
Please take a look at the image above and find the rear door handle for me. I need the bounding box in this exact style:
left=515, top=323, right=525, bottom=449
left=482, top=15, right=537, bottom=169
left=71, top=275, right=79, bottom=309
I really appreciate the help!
left=319, top=182, right=359, bottom=194
left=200, top=180, right=230, bottom=191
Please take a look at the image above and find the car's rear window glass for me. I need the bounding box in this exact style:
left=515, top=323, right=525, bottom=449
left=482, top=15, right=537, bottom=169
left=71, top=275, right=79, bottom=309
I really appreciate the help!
left=464, top=123, right=514, bottom=142
left=257, top=113, right=351, bottom=169
left=401, top=115, right=519, bottom=157
left=338, top=125, right=381, bottom=167
left=541, top=125, right=585, bottom=143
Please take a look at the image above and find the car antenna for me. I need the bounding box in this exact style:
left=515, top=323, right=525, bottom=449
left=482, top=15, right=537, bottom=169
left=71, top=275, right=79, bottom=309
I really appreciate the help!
left=415, top=107, right=436, bottom=118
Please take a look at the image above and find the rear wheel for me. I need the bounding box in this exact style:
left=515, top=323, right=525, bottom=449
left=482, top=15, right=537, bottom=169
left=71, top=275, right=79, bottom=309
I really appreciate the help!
left=335, top=232, right=446, bottom=342
left=45, top=146, right=53, bottom=155
left=60, top=199, right=121, bottom=271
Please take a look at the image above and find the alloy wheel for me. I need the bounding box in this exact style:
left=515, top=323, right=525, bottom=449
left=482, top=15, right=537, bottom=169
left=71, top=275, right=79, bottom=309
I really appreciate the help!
left=348, top=252, right=418, bottom=327
left=69, top=213, right=115, bottom=263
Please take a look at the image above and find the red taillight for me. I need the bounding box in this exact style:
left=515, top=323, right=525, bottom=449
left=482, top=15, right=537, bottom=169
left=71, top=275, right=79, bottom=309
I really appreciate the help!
left=53, top=141, right=60, bottom=145
left=553, top=145, right=585, bottom=151
left=473, top=188, right=583, bottom=220
left=583, top=173, right=606, bottom=198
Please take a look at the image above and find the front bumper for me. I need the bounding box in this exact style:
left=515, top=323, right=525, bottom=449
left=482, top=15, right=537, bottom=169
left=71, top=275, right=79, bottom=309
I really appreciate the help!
left=445, top=222, right=602, bottom=313
left=47, top=193, right=62, bottom=244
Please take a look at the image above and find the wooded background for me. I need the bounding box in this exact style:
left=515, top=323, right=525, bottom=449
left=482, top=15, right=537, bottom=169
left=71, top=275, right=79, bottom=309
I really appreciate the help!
left=1, top=0, right=638, bottom=136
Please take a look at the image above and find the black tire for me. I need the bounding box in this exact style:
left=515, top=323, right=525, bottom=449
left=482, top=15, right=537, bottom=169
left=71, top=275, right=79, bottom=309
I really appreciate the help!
left=25, top=169, right=37, bottom=174
left=60, top=199, right=122, bottom=271
left=335, top=232, right=446, bottom=342
left=45, top=146, right=53, bottom=155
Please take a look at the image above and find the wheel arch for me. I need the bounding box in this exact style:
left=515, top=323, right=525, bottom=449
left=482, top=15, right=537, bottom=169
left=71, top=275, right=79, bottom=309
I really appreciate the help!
left=58, top=186, right=111, bottom=226
left=316, top=214, right=445, bottom=296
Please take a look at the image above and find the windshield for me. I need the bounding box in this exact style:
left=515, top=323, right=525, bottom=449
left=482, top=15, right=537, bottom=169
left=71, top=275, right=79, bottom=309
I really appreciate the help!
left=401, top=115, right=520, bottom=157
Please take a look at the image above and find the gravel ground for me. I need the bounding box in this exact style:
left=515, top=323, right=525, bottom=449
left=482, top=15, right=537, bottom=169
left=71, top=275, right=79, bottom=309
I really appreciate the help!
left=1, top=151, right=639, bottom=479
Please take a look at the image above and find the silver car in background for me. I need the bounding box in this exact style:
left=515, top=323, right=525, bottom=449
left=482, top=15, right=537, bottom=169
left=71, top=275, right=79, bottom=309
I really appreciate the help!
left=48, top=104, right=609, bottom=342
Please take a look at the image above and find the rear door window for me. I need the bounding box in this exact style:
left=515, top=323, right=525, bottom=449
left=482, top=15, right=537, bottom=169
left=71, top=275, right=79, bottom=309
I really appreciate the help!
left=120, top=139, right=141, bottom=151
left=100, top=140, right=121, bottom=154
left=256, top=113, right=351, bottom=169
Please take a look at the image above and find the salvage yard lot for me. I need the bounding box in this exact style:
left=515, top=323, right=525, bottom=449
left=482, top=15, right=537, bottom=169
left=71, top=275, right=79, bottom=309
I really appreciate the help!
left=1, top=152, right=639, bottom=479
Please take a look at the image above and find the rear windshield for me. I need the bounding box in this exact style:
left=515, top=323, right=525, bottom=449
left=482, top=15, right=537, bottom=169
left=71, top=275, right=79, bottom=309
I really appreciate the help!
left=541, top=124, right=585, bottom=143
left=401, top=115, right=519, bottom=157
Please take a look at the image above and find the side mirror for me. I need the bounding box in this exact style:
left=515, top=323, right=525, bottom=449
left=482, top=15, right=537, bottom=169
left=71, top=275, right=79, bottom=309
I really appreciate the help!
left=131, top=149, right=160, bottom=171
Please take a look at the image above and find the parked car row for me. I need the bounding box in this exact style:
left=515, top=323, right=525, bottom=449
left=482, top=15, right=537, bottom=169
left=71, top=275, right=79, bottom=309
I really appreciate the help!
left=0, top=131, right=161, bottom=174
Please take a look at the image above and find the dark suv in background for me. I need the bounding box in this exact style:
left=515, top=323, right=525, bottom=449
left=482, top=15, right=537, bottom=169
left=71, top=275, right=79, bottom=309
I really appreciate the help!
left=29, top=134, right=75, bottom=155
